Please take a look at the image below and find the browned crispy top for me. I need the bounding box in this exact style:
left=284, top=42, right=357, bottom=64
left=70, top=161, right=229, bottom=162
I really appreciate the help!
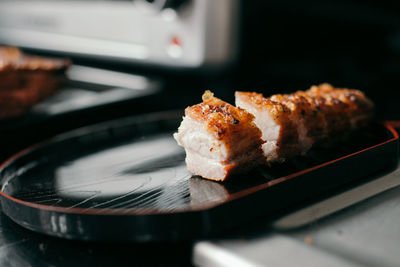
left=237, top=83, right=373, bottom=117
left=306, top=83, right=374, bottom=112
left=0, top=47, right=70, bottom=72
left=185, top=91, right=261, bottom=140
left=235, top=91, right=292, bottom=122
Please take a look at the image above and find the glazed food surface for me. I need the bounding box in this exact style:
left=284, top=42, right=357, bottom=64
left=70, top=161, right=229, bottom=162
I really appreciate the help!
left=236, top=83, right=374, bottom=163
left=186, top=90, right=261, bottom=142
left=0, top=47, right=70, bottom=72
left=0, top=47, right=70, bottom=119
left=174, top=91, right=265, bottom=181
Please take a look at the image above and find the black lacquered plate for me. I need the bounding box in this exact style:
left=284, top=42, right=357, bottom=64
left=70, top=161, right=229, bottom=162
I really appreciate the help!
left=0, top=111, right=398, bottom=242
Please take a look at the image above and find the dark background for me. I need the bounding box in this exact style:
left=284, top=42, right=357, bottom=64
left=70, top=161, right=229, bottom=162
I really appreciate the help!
left=76, top=0, right=400, bottom=119
left=236, top=0, right=400, bottom=121
left=173, top=0, right=400, bottom=120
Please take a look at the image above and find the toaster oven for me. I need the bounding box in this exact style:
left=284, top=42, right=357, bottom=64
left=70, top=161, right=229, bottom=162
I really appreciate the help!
left=0, top=0, right=239, bottom=69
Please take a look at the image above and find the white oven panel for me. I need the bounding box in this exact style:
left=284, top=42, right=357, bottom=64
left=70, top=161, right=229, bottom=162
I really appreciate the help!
left=0, top=0, right=239, bottom=69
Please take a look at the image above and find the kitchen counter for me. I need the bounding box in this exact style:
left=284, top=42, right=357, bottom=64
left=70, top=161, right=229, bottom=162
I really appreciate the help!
left=194, top=165, right=400, bottom=267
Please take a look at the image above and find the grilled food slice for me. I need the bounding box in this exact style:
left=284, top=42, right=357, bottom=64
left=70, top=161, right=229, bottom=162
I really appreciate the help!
left=236, top=84, right=373, bottom=163
left=174, top=91, right=265, bottom=181
left=306, top=83, right=374, bottom=131
left=0, top=47, right=70, bottom=119
left=235, top=92, right=300, bottom=162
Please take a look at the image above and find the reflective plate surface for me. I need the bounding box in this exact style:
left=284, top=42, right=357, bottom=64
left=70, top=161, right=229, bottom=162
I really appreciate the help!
left=0, top=111, right=398, bottom=242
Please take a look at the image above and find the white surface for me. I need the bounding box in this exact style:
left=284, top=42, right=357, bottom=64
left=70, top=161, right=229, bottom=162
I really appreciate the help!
left=194, top=235, right=363, bottom=267
left=0, top=0, right=239, bottom=68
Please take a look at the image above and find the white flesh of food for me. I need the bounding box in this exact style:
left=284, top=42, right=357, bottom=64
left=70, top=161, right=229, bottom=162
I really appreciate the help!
left=173, top=116, right=229, bottom=181
left=235, top=98, right=280, bottom=161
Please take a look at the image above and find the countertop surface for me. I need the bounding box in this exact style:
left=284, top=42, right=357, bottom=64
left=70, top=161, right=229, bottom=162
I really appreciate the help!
left=194, top=166, right=400, bottom=267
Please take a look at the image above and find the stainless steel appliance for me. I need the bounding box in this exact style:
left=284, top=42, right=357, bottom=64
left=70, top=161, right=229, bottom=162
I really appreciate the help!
left=0, top=0, right=239, bottom=69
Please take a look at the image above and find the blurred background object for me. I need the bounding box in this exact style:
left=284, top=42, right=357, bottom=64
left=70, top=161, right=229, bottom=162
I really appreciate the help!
left=0, top=0, right=239, bottom=70
left=0, top=47, right=70, bottom=119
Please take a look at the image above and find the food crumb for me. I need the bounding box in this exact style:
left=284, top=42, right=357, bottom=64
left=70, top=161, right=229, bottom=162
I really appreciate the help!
left=202, top=90, right=214, bottom=101
left=304, top=236, right=313, bottom=245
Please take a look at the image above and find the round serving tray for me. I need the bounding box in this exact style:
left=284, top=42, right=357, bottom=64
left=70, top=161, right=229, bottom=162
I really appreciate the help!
left=0, top=111, right=398, bottom=242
